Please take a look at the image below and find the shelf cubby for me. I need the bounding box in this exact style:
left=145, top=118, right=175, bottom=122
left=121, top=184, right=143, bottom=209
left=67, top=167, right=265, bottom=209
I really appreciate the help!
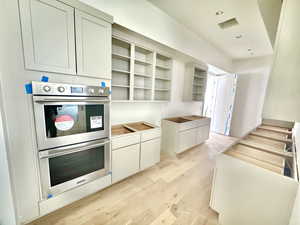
left=112, top=37, right=131, bottom=101
left=183, top=62, right=207, bottom=102
left=134, top=88, right=152, bottom=101
left=111, top=36, right=173, bottom=102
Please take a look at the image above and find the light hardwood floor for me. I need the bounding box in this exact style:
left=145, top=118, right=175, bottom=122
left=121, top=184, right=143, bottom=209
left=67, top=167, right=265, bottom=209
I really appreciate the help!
left=29, top=133, right=237, bottom=225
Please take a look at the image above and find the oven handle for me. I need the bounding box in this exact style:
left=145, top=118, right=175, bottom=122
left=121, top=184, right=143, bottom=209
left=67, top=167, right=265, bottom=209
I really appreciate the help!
left=33, top=96, right=110, bottom=103
left=39, top=139, right=110, bottom=159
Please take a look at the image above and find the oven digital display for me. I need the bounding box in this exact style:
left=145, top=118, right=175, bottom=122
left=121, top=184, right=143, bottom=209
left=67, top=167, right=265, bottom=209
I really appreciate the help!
left=71, top=87, right=83, bottom=93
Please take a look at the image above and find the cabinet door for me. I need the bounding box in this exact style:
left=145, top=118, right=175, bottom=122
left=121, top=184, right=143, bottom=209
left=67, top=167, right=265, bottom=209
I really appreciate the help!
left=75, top=10, right=112, bottom=79
left=112, top=144, right=140, bottom=183
left=19, top=0, right=76, bottom=74
left=140, top=138, right=161, bottom=170
left=196, top=125, right=210, bottom=144
left=178, top=129, right=197, bottom=153
left=201, top=125, right=210, bottom=141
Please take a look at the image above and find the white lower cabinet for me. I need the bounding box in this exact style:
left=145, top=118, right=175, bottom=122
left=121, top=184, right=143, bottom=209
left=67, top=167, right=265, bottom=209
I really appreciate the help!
left=162, top=117, right=211, bottom=155
left=178, top=129, right=197, bottom=154
left=112, top=144, right=140, bottom=183
left=140, top=138, right=161, bottom=170
left=196, top=125, right=210, bottom=145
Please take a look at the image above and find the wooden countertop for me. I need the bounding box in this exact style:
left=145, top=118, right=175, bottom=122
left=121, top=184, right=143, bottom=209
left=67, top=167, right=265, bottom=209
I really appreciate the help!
left=111, top=121, right=158, bottom=136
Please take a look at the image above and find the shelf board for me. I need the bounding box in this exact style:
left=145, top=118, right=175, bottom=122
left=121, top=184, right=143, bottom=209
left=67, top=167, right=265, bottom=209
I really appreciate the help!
left=155, top=88, right=170, bottom=92
left=156, top=64, right=171, bottom=70
left=112, top=69, right=130, bottom=74
left=134, top=86, right=152, bottom=90
left=193, top=92, right=203, bottom=95
left=194, top=75, right=205, bottom=79
left=135, top=58, right=152, bottom=65
left=112, top=53, right=130, bottom=60
left=193, top=83, right=204, bottom=87
left=134, top=72, right=152, bottom=78
left=155, top=76, right=170, bottom=81
left=112, top=84, right=130, bottom=88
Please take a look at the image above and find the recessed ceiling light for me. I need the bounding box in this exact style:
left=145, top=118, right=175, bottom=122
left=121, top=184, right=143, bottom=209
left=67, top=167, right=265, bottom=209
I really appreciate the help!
left=216, top=10, right=224, bottom=16
left=235, top=35, right=242, bottom=39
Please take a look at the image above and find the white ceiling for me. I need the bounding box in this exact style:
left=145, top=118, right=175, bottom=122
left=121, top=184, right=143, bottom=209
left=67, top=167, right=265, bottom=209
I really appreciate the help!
left=147, top=0, right=274, bottom=59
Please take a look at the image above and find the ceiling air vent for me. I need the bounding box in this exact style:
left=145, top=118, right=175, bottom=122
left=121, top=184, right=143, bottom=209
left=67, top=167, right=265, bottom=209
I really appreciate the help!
left=218, top=18, right=239, bottom=29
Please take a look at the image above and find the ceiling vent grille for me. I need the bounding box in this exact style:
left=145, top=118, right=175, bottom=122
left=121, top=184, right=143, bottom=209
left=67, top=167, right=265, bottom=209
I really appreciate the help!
left=218, top=18, right=239, bottom=29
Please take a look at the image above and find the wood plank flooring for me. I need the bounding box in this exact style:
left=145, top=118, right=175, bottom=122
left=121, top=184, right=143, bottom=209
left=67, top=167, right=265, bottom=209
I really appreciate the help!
left=28, top=133, right=237, bottom=225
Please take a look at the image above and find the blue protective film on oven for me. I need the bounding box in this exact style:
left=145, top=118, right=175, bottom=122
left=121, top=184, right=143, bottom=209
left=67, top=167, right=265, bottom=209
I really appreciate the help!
left=25, top=83, right=32, bottom=94
left=41, top=76, right=49, bottom=82
left=101, top=81, right=106, bottom=87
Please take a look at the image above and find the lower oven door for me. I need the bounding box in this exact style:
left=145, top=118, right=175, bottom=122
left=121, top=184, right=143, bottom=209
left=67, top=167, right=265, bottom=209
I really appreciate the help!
left=39, top=139, right=110, bottom=199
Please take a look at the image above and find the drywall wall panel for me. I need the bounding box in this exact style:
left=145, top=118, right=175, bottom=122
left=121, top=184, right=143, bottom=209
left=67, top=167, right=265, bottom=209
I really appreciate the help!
left=257, top=0, right=282, bottom=46
left=263, top=0, right=300, bottom=122
left=0, top=77, right=17, bottom=225
left=79, top=0, right=233, bottom=71
left=230, top=72, right=269, bottom=137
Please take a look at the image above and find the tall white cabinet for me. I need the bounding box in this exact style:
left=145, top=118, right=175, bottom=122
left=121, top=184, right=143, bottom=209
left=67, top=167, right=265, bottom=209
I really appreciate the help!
left=75, top=10, right=111, bottom=78
left=19, top=0, right=77, bottom=74
left=19, top=0, right=113, bottom=79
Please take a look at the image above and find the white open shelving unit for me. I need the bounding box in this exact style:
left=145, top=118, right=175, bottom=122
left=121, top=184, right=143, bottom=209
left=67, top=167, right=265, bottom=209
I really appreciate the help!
left=183, top=63, right=208, bottom=102
left=111, top=36, right=173, bottom=102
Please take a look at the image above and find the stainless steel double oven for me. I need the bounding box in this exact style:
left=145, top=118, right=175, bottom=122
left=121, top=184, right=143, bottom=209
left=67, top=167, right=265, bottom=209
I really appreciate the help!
left=32, top=81, right=110, bottom=199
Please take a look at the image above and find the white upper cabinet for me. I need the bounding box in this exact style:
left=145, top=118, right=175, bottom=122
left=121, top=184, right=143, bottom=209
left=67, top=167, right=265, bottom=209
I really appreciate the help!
left=75, top=10, right=112, bottom=79
left=19, top=0, right=113, bottom=79
left=19, top=0, right=76, bottom=74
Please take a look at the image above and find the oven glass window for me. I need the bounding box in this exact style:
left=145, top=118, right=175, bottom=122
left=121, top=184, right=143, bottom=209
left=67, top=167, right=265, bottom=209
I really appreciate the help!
left=44, top=104, right=104, bottom=138
left=49, top=146, right=105, bottom=187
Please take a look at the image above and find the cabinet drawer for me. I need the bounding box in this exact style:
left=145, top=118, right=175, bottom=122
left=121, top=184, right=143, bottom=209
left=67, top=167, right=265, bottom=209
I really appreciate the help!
left=179, top=121, right=198, bottom=131
left=112, top=134, right=140, bottom=150
left=178, top=128, right=197, bottom=153
left=141, top=129, right=161, bottom=142
left=112, top=144, right=140, bottom=183
left=140, top=138, right=161, bottom=170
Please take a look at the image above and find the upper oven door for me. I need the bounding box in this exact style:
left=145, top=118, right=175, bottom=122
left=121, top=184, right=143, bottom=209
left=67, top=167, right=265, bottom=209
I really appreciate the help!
left=33, top=96, right=110, bottom=150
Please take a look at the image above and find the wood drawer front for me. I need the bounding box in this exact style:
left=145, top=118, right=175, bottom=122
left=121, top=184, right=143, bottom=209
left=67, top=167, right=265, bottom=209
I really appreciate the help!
left=140, top=138, right=161, bottom=170
left=141, top=129, right=161, bottom=142
left=112, top=144, right=140, bottom=183
left=177, top=129, right=197, bottom=153
left=112, top=134, right=140, bottom=150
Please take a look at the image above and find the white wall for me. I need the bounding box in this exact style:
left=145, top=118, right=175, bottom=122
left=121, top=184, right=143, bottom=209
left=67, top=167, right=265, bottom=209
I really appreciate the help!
left=230, top=72, right=270, bottom=137
left=257, top=0, right=282, bottom=46
left=230, top=56, right=271, bottom=137
left=0, top=83, right=17, bottom=225
left=263, top=0, right=300, bottom=122
left=0, top=3, right=17, bottom=224
left=79, top=0, right=233, bottom=72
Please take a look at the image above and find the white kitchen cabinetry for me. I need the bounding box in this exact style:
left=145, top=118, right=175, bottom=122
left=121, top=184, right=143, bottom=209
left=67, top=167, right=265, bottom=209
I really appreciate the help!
left=111, top=35, right=173, bottom=102
left=19, top=0, right=113, bottom=79
left=210, top=123, right=300, bottom=225
left=19, top=0, right=76, bottom=74
left=178, top=129, right=197, bottom=154
left=112, top=144, right=140, bottom=183
left=75, top=10, right=111, bottom=79
left=111, top=122, right=161, bottom=182
left=183, top=63, right=208, bottom=101
left=162, top=116, right=211, bottom=155
left=140, top=135, right=161, bottom=170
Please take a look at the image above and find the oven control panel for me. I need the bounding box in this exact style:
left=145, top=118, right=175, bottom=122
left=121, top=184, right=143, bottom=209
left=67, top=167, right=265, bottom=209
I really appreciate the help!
left=32, top=81, right=110, bottom=97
